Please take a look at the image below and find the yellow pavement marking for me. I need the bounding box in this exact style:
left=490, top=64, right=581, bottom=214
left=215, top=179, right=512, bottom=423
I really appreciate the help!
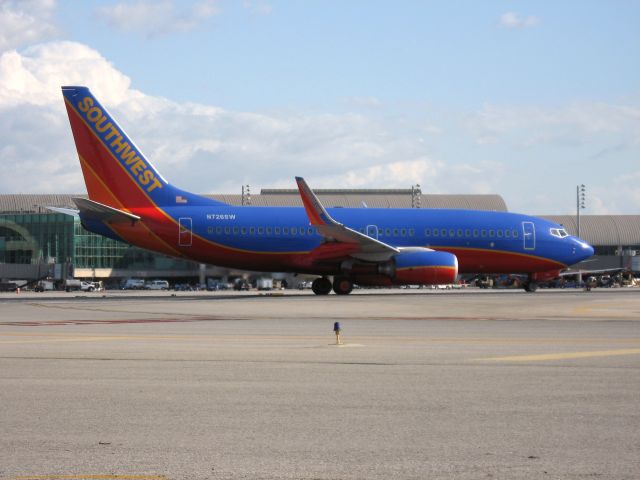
left=13, top=475, right=166, bottom=479
left=476, top=348, right=640, bottom=362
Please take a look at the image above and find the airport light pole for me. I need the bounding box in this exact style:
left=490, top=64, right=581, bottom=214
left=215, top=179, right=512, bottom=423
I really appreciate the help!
left=241, top=184, right=251, bottom=206
left=411, top=184, right=421, bottom=208
left=576, top=184, right=586, bottom=238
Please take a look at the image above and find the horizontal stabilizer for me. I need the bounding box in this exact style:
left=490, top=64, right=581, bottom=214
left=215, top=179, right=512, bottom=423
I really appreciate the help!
left=72, top=197, right=141, bottom=224
left=43, top=206, right=80, bottom=217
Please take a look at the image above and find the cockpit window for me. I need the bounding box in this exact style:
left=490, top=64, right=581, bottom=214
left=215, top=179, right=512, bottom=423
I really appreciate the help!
left=550, top=228, right=569, bottom=238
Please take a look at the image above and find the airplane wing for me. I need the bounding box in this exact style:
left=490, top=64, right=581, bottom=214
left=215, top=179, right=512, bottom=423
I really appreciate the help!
left=295, top=177, right=399, bottom=261
left=72, top=197, right=141, bottom=224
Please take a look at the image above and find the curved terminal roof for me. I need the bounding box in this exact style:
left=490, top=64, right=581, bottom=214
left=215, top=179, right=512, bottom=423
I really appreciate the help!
left=217, top=189, right=508, bottom=211
left=543, top=215, right=640, bottom=247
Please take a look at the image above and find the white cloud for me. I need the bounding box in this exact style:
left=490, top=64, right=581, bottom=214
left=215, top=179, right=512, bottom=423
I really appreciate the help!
left=0, top=0, right=59, bottom=52
left=0, top=41, right=135, bottom=108
left=0, top=41, right=445, bottom=197
left=95, top=0, right=220, bottom=37
left=0, top=38, right=637, bottom=215
left=499, top=12, right=540, bottom=29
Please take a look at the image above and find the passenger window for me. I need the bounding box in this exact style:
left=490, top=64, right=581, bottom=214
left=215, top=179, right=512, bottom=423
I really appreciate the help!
left=425, top=228, right=431, bottom=236
left=512, top=230, right=518, bottom=238
left=401, top=228, right=407, bottom=237
left=216, top=227, right=222, bottom=235
left=241, top=227, right=247, bottom=235
left=393, top=228, right=399, bottom=236
left=505, top=229, right=510, bottom=238
left=291, top=227, right=297, bottom=235
left=449, top=229, right=455, bottom=237
left=224, top=226, right=230, bottom=234
left=207, top=227, right=213, bottom=234
left=266, top=227, right=272, bottom=235
left=409, top=228, right=415, bottom=237
left=473, top=229, right=479, bottom=237
left=249, top=227, right=255, bottom=235
left=481, top=229, right=487, bottom=237
left=258, top=227, right=264, bottom=235
left=433, top=229, right=439, bottom=237
left=386, top=228, right=391, bottom=236
left=489, top=229, right=495, bottom=237
left=233, top=227, right=239, bottom=235
left=274, top=227, right=281, bottom=235
left=465, top=229, right=471, bottom=237
left=308, top=227, right=314, bottom=235
left=283, top=227, right=289, bottom=235
left=457, top=229, right=463, bottom=237
left=441, top=229, right=447, bottom=237
left=300, top=227, right=305, bottom=235
left=497, top=230, right=503, bottom=238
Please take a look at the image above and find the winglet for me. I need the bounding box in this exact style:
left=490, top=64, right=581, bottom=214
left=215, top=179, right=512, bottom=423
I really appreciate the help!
left=295, top=177, right=338, bottom=226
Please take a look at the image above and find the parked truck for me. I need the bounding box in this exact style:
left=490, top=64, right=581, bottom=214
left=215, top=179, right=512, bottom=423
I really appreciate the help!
left=64, top=279, right=96, bottom=292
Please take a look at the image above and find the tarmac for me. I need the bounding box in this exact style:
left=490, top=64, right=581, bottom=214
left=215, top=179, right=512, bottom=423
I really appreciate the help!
left=0, top=288, right=638, bottom=479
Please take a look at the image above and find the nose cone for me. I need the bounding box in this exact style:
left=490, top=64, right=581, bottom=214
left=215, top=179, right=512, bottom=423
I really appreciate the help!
left=573, top=237, right=594, bottom=263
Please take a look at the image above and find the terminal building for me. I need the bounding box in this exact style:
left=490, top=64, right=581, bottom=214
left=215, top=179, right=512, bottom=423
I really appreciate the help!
left=1, top=189, right=639, bottom=287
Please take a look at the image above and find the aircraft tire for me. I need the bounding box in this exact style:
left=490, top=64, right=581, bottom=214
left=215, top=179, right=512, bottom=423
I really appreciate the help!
left=312, top=277, right=332, bottom=295
left=332, top=276, right=353, bottom=295
left=524, top=281, right=538, bottom=293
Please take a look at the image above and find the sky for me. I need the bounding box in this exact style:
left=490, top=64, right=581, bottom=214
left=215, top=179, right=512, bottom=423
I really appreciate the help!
left=0, top=0, right=639, bottom=215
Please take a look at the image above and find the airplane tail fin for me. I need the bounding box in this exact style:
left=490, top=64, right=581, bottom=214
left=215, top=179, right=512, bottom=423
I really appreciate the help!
left=61, top=86, right=226, bottom=209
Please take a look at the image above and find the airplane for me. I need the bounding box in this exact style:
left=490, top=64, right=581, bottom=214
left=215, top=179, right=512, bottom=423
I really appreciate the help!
left=60, top=86, right=595, bottom=295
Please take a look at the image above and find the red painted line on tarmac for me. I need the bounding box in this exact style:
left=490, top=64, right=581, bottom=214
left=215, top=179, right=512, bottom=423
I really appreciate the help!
left=0, top=316, right=246, bottom=327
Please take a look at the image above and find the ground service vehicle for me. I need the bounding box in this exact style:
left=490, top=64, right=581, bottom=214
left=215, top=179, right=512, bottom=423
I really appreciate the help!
left=145, top=280, right=169, bottom=290
left=123, top=278, right=145, bottom=290
left=65, top=279, right=95, bottom=292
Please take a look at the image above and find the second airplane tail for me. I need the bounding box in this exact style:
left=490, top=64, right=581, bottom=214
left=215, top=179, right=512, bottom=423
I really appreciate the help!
left=62, top=86, right=225, bottom=210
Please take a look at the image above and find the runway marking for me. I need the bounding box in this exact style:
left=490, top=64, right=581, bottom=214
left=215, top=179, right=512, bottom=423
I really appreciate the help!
left=0, top=332, right=198, bottom=345
left=476, top=348, right=640, bottom=362
left=13, top=475, right=167, bottom=479
left=0, top=337, right=141, bottom=345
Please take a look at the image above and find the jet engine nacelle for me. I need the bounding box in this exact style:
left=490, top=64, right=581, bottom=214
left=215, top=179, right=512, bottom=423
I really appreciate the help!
left=393, top=249, right=458, bottom=285
left=351, top=248, right=458, bottom=287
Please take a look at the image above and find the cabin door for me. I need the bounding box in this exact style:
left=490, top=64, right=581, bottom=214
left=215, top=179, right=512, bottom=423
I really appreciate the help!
left=178, top=217, right=192, bottom=247
left=522, top=221, right=535, bottom=250
left=366, top=225, right=379, bottom=240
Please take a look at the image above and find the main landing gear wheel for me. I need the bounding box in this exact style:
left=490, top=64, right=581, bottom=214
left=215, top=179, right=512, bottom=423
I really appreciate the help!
left=524, top=281, right=538, bottom=293
left=332, top=275, right=354, bottom=295
left=311, top=277, right=332, bottom=295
